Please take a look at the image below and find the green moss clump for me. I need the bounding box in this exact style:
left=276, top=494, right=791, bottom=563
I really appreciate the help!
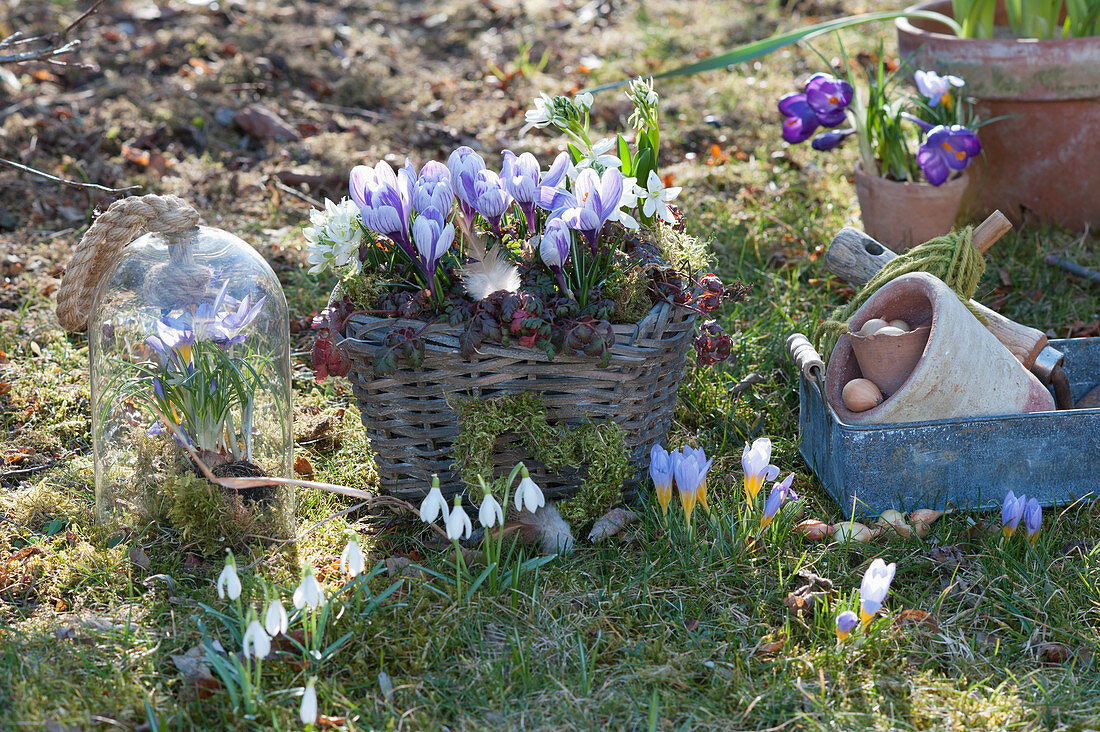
left=161, top=471, right=254, bottom=555
left=451, top=393, right=632, bottom=530
left=603, top=261, right=652, bottom=325
left=341, top=266, right=387, bottom=312
left=658, top=227, right=712, bottom=273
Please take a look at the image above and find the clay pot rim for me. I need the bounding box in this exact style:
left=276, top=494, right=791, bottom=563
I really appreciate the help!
left=853, top=160, right=969, bottom=194
left=848, top=324, right=932, bottom=344
left=896, top=0, right=1100, bottom=48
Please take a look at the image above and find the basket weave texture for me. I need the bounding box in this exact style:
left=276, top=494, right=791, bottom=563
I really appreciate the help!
left=340, top=300, right=697, bottom=501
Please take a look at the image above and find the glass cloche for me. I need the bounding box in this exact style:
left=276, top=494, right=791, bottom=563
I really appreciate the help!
left=82, top=216, right=293, bottom=546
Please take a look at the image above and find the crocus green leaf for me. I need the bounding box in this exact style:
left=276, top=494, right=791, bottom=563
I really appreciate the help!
left=585, top=10, right=960, bottom=92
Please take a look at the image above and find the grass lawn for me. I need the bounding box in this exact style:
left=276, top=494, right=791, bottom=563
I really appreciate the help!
left=2, top=0, right=1100, bottom=729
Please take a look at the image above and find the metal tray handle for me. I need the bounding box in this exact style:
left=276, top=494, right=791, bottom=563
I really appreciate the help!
left=786, top=332, right=825, bottom=385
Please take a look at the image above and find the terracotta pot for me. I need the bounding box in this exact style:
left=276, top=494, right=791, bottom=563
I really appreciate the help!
left=853, top=162, right=969, bottom=250
left=825, top=272, right=1054, bottom=425
left=849, top=325, right=930, bottom=395
left=897, top=1, right=1100, bottom=230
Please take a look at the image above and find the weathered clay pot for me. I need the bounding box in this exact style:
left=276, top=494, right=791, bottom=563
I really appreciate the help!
left=897, top=0, right=1100, bottom=230
left=849, top=325, right=931, bottom=395
left=825, top=272, right=1054, bottom=424
left=854, top=162, right=969, bottom=250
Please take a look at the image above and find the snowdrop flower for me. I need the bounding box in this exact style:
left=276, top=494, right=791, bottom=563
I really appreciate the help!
left=339, top=537, right=365, bottom=578
left=292, top=565, right=325, bottom=611
left=760, top=474, right=798, bottom=529
left=836, top=610, right=859, bottom=642
left=419, top=475, right=449, bottom=524
left=914, top=69, right=965, bottom=108
left=263, top=599, right=288, bottom=637
left=300, top=677, right=318, bottom=725
left=1001, top=490, right=1027, bottom=538
left=303, top=198, right=364, bottom=275
left=216, top=552, right=241, bottom=601
left=640, top=170, right=681, bottom=224
left=242, top=618, right=271, bottom=660
left=742, top=437, right=780, bottom=501
left=859, top=558, right=897, bottom=627
left=523, top=92, right=556, bottom=131
left=514, top=466, right=546, bottom=513
left=575, top=138, right=622, bottom=171
left=649, top=444, right=675, bottom=517
left=1024, top=498, right=1042, bottom=546
left=478, top=493, right=504, bottom=529
left=446, top=497, right=473, bottom=541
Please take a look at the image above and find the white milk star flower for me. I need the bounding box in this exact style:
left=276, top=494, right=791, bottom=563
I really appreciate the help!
left=514, top=467, right=546, bottom=513
left=608, top=176, right=642, bottom=230
left=575, top=138, right=623, bottom=172
left=300, top=677, right=318, bottom=725
left=242, top=618, right=272, bottom=660
left=859, top=557, right=897, bottom=627
left=216, top=554, right=241, bottom=601
left=445, top=498, right=473, bottom=541
left=574, top=91, right=594, bottom=112
left=522, top=92, right=555, bottom=134
left=339, top=537, right=365, bottom=578
left=419, top=475, right=449, bottom=524
left=293, top=565, right=325, bottom=610
left=263, top=599, right=288, bottom=637
left=479, top=493, right=504, bottom=529
left=304, top=198, right=363, bottom=275
left=640, top=170, right=681, bottom=224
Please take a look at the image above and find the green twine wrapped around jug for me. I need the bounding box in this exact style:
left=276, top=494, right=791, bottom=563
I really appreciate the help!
left=814, top=226, right=988, bottom=359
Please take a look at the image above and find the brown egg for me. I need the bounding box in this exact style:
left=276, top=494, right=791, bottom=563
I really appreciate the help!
left=858, top=318, right=891, bottom=336
left=842, top=378, right=884, bottom=412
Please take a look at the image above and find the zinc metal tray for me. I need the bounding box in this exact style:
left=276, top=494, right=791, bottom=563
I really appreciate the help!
left=795, top=337, right=1100, bottom=517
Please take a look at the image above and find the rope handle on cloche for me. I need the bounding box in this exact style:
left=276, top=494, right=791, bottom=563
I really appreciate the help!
left=55, top=194, right=200, bottom=332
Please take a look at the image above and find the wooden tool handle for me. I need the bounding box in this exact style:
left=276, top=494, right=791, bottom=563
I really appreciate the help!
left=823, top=211, right=1048, bottom=369
left=786, top=333, right=825, bottom=383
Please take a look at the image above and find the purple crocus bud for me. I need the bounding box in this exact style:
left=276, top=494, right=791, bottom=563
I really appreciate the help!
left=1001, top=490, right=1027, bottom=538
left=501, top=150, right=541, bottom=235
left=811, top=128, right=855, bottom=151
left=349, top=161, right=416, bottom=259
left=804, top=73, right=854, bottom=127
left=411, top=207, right=455, bottom=297
left=446, top=146, right=487, bottom=225
left=760, top=473, right=797, bottom=529
left=917, top=125, right=981, bottom=186
left=470, top=169, right=513, bottom=238
left=914, top=70, right=965, bottom=108
left=412, top=161, right=454, bottom=216
left=1023, top=498, right=1042, bottom=545
left=836, top=610, right=859, bottom=641
left=539, top=217, right=574, bottom=297
left=778, top=92, right=819, bottom=144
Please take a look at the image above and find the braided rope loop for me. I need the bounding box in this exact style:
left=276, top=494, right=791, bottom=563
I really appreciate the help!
left=56, top=194, right=200, bottom=332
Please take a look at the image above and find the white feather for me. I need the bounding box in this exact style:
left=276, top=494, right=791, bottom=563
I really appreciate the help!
left=512, top=503, right=574, bottom=555
left=460, top=231, right=521, bottom=301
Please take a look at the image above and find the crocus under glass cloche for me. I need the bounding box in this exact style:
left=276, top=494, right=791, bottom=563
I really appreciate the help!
left=56, top=195, right=293, bottom=545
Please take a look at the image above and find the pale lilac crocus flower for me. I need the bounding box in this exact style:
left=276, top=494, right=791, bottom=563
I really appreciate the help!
left=1002, top=490, right=1027, bottom=538
left=742, top=437, right=779, bottom=501
left=673, top=448, right=708, bottom=524
left=1024, top=497, right=1042, bottom=546
left=836, top=610, right=859, bottom=641
left=649, top=443, right=675, bottom=518
left=470, top=169, right=513, bottom=238
left=859, top=557, right=896, bottom=627
left=541, top=151, right=574, bottom=189
left=914, top=69, right=965, bottom=108
left=679, top=446, right=714, bottom=512
left=501, top=150, right=541, bottom=235
left=540, top=167, right=623, bottom=256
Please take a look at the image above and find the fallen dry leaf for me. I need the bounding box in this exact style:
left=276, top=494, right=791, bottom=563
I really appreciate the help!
left=587, top=507, right=638, bottom=542
left=234, top=104, right=301, bottom=141
left=893, top=609, right=940, bottom=633
left=129, top=545, right=152, bottom=571
left=1038, top=641, right=1073, bottom=664
left=294, top=455, right=313, bottom=476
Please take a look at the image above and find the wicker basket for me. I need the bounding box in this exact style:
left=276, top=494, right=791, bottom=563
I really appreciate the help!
left=338, top=300, right=696, bottom=501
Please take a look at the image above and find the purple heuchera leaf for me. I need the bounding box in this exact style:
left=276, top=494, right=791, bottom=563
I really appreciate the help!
left=804, top=73, right=854, bottom=127
left=778, top=93, right=819, bottom=144
left=917, top=125, right=981, bottom=186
